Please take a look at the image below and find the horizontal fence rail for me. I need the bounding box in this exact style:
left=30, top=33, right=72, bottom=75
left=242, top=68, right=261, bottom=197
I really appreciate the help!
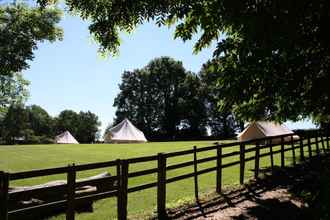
left=0, top=130, right=329, bottom=220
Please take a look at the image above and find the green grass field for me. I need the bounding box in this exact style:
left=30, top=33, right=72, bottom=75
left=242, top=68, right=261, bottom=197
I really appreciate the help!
left=0, top=139, right=321, bottom=219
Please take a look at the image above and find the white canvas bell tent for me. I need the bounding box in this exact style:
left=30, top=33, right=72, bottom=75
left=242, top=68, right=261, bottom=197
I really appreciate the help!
left=55, top=131, right=79, bottom=144
left=104, top=118, right=147, bottom=143
left=237, top=121, right=299, bottom=143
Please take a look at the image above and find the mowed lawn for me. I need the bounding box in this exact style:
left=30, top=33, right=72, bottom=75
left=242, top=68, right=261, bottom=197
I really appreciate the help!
left=0, top=139, right=321, bottom=219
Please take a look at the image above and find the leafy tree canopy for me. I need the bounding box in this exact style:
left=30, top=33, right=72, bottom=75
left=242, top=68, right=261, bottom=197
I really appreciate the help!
left=114, top=57, right=195, bottom=139
left=199, top=62, right=241, bottom=137
left=50, top=0, right=330, bottom=123
left=0, top=2, right=62, bottom=106
left=0, top=2, right=63, bottom=76
left=27, top=104, right=54, bottom=137
left=114, top=57, right=239, bottom=139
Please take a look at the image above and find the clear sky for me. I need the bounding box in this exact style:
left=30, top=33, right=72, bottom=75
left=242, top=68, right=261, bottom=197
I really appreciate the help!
left=23, top=13, right=316, bottom=133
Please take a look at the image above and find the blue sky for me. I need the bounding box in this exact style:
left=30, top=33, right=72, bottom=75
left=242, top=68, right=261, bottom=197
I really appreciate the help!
left=24, top=13, right=316, bottom=133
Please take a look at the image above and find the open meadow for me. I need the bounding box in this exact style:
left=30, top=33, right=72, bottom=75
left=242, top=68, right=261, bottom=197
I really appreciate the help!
left=0, top=139, right=318, bottom=219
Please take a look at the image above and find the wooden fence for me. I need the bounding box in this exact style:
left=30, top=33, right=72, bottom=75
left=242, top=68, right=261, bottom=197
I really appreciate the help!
left=0, top=130, right=329, bottom=220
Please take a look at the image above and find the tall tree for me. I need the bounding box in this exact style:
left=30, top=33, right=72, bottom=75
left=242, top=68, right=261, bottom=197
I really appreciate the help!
left=1, top=104, right=29, bottom=144
left=200, top=61, right=239, bottom=137
left=27, top=105, right=54, bottom=137
left=146, top=57, right=187, bottom=138
left=55, top=109, right=100, bottom=143
left=59, top=0, right=330, bottom=123
left=114, top=57, right=207, bottom=139
left=179, top=72, right=207, bottom=137
left=55, top=110, right=80, bottom=138
left=114, top=69, right=159, bottom=137
left=76, top=111, right=100, bottom=143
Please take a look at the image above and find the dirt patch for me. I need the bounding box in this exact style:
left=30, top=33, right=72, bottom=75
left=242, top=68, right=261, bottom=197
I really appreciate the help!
left=167, top=185, right=307, bottom=220
left=165, top=154, right=329, bottom=220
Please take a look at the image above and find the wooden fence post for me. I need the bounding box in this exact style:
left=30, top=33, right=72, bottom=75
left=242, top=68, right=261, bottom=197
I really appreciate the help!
left=118, top=160, right=128, bottom=220
left=239, top=143, right=245, bottom=185
left=326, top=129, right=330, bottom=151
left=254, top=142, right=260, bottom=179
left=0, top=172, right=9, bottom=220
left=216, top=145, right=222, bottom=193
left=116, top=159, right=121, bottom=220
left=291, top=136, right=296, bottom=166
left=193, top=146, right=199, bottom=202
left=157, top=153, right=167, bottom=219
left=321, top=134, right=326, bottom=154
left=66, top=164, right=76, bottom=220
left=307, top=134, right=312, bottom=158
left=299, top=137, right=305, bottom=161
left=320, top=130, right=327, bottom=154
left=315, top=132, right=320, bottom=157
left=269, top=140, right=274, bottom=171
left=281, top=137, right=285, bottom=168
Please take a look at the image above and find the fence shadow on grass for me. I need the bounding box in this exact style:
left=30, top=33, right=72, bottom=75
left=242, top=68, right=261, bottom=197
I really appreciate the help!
left=167, top=155, right=329, bottom=220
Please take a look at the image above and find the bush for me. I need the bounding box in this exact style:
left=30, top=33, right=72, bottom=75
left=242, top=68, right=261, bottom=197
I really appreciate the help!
left=24, top=135, right=54, bottom=144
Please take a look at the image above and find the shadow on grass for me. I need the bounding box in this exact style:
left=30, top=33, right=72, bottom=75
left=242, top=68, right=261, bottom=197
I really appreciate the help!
left=166, top=153, right=330, bottom=220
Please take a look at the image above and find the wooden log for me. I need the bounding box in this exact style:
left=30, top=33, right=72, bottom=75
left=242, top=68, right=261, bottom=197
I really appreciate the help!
left=157, top=153, right=167, bottom=219
left=239, top=143, right=245, bottom=185
left=0, top=172, right=9, bottom=220
left=254, top=142, right=260, bottom=179
left=281, top=137, right=285, bottom=168
left=291, top=136, right=296, bottom=166
left=118, top=160, right=128, bottom=220
left=66, top=164, right=76, bottom=220
left=216, top=145, right=222, bottom=193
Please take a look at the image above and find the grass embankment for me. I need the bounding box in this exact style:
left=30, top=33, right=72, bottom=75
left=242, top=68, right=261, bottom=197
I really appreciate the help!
left=0, top=139, right=320, bottom=219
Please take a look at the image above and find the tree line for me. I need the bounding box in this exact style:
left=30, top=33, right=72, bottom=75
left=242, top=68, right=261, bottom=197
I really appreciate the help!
left=0, top=104, right=100, bottom=144
left=112, top=57, right=241, bottom=140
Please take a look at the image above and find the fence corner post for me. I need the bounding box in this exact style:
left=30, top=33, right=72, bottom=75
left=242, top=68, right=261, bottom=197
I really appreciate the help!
left=239, top=143, right=245, bottom=185
left=66, top=163, right=76, bottom=220
left=216, top=144, right=222, bottom=193
left=157, top=153, right=167, bottom=219
left=0, top=172, right=9, bottom=220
